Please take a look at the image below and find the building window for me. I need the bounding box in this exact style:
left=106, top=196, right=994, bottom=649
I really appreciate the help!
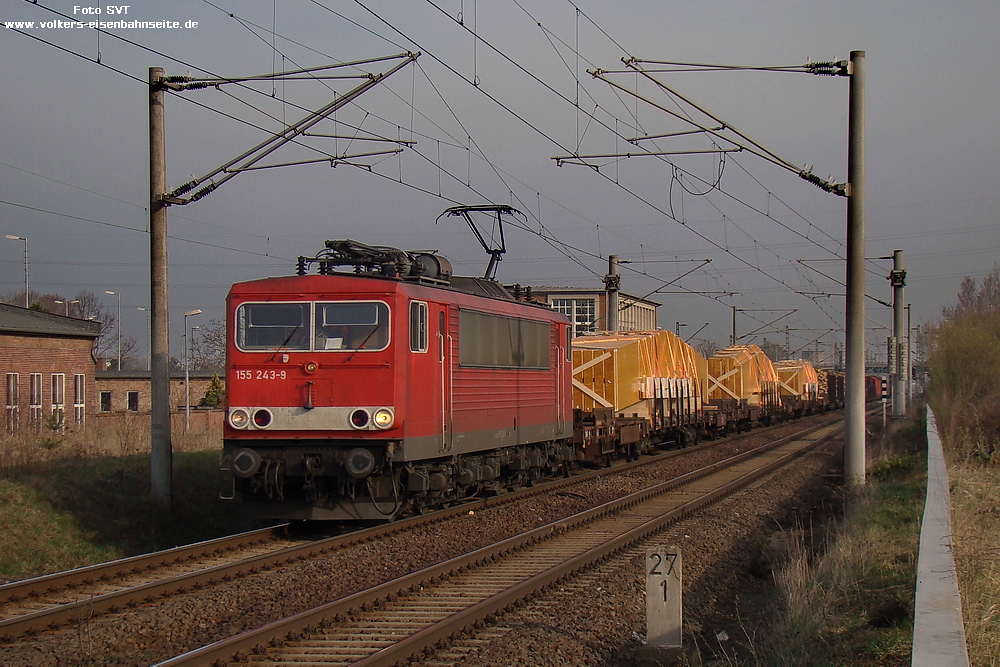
left=74, top=374, right=86, bottom=425
left=551, top=298, right=596, bottom=338
left=100, top=391, right=112, bottom=412
left=619, top=298, right=655, bottom=331
left=127, top=391, right=140, bottom=412
left=5, top=373, right=18, bottom=434
left=51, top=374, right=65, bottom=429
left=409, top=301, right=429, bottom=353
left=29, top=373, right=43, bottom=431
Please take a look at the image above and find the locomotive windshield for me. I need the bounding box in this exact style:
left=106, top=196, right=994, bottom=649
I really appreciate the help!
left=237, top=303, right=310, bottom=351
left=235, top=301, right=390, bottom=352
left=314, top=302, right=389, bottom=351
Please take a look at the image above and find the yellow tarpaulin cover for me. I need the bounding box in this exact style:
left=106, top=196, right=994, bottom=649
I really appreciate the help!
left=773, top=359, right=820, bottom=398
left=571, top=330, right=706, bottom=414
left=706, top=345, right=779, bottom=406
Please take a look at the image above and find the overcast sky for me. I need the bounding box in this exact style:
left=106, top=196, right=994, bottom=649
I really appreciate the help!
left=2, top=0, right=998, bottom=361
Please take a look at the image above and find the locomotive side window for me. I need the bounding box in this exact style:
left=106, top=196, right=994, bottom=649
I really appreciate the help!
left=458, top=310, right=550, bottom=369
left=314, top=301, right=390, bottom=352
left=236, top=303, right=310, bottom=351
left=409, top=301, right=429, bottom=353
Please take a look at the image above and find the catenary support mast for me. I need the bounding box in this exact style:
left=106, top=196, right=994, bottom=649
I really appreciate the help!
left=149, top=67, right=171, bottom=511
left=844, top=50, right=866, bottom=486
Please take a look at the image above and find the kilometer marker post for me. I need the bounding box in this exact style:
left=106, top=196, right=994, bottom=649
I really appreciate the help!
left=645, top=546, right=682, bottom=655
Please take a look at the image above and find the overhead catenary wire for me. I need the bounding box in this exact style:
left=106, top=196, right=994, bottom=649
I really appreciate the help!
left=12, top=0, right=862, bottom=348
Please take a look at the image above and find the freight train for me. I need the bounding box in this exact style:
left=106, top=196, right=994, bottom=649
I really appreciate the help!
left=220, top=239, right=846, bottom=521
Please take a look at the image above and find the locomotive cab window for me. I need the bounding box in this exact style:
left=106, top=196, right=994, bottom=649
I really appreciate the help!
left=409, top=301, right=429, bottom=353
left=314, top=301, right=390, bottom=352
left=236, top=303, right=310, bottom=351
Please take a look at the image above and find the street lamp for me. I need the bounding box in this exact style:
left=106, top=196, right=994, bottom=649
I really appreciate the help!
left=183, top=309, right=202, bottom=432
left=105, top=290, right=122, bottom=371
left=674, top=322, right=687, bottom=337
left=138, top=307, right=151, bottom=371
left=54, top=299, right=79, bottom=317
left=5, top=235, right=27, bottom=308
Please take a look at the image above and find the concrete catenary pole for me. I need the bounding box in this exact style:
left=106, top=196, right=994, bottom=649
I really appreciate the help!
left=149, top=67, right=172, bottom=511
left=890, top=250, right=907, bottom=417
left=906, top=303, right=913, bottom=404
left=731, top=305, right=737, bottom=346
left=844, top=51, right=867, bottom=487
left=605, top=255, right=620, bottom=332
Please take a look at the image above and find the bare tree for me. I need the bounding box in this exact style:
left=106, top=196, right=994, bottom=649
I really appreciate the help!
left=695, top=339, right=720, bottom=358
left=190, top=318, right=225, bottom=371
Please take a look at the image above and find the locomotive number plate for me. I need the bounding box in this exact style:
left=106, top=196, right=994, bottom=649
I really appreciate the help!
left=234, top=369, right=287, bottom=380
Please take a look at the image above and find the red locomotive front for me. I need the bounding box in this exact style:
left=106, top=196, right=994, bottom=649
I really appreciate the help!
left=221, top=240, right=574, bottom=521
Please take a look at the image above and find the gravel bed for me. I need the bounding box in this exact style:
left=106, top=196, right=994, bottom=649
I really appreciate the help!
left=418, top=436, right=844, bottom=666
left=0, top=418, right=837, bottom=666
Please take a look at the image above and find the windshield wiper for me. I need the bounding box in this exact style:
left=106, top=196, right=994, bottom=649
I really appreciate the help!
left=344, top=325, right=380, bottom=362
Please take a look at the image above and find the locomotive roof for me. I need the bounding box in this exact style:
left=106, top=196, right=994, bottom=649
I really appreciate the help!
left=229, top=271, right=559, bottom=312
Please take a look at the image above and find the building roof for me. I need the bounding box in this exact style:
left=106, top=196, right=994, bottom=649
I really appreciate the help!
left=96, top=369, right=222, bottom=381
left=0, top=303, right=102, bottom=338
left=522, top=286, right=660, bottom=307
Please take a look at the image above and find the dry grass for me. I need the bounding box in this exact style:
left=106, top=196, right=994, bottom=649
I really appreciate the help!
left=723, top=417, right=926, bottom=667
left=0, top=413, right=240, bottom=580
left=949, top=463, right=1000, bottom=667
left=0, top=414, right=220, bottom=477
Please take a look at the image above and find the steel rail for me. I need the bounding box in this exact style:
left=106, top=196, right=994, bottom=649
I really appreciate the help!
left=0, top=525, right=283, bottom=606
left=153, top=420, right=842, bottom=666
left=0, top=413, right=842, bottom=642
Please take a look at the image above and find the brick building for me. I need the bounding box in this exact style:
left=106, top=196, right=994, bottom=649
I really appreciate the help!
left=94, top=370, right=222, bottom=413
left=0, top=303, right=102, bottom=433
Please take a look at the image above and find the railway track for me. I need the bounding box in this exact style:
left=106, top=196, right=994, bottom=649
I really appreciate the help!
left=0, top=526, right=311, bottom=641
left=154, top=417, right=843, bottom=666
left=0, top=412, right=842, bottom=650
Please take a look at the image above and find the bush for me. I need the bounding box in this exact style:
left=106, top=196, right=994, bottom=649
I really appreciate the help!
left=199, top=374, right=225, bottom=408
left=927, top=269, right=1000, bottom=464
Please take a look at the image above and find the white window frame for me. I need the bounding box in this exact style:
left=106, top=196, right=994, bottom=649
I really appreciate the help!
left=73, top=374, right=86, bottom=425
left=29, top=373, right=43, bottom=431
left=5, top=373, right=19, bottom=434
left=51, top=373, right=65, bottom=430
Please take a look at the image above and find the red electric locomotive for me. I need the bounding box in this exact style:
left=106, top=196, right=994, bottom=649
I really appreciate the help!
left=221, top=240, right=574, bottom=521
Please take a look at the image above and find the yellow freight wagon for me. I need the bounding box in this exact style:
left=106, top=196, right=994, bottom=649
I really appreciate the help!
left=774, top=359, right=819, bottom=413
left=706, top=345, right=781, bottom=422
left=572, top=330, right=706, bottom=426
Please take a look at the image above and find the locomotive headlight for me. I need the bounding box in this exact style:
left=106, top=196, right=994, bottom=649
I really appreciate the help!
left=229, top=409, right=250, bottom=429
left=349, top=409, right=371, bottom=429
left=304, top=361, right=318, bottom=374
left=372, top=408, right=394, bottom=429
left=252, top=408, right=273, bottom=428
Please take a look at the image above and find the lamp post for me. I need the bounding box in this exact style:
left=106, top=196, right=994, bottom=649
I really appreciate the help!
left=105, top=290, right=122, bottom=371
left=138, top=307, right=151, bottom=371
left=183, top=309, right=202, bottom=432
left=54, top=299, right=79, bottom=317
left=5, top=235, right=27, bottom=308
left=674, top=322, right=687, bottom=337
